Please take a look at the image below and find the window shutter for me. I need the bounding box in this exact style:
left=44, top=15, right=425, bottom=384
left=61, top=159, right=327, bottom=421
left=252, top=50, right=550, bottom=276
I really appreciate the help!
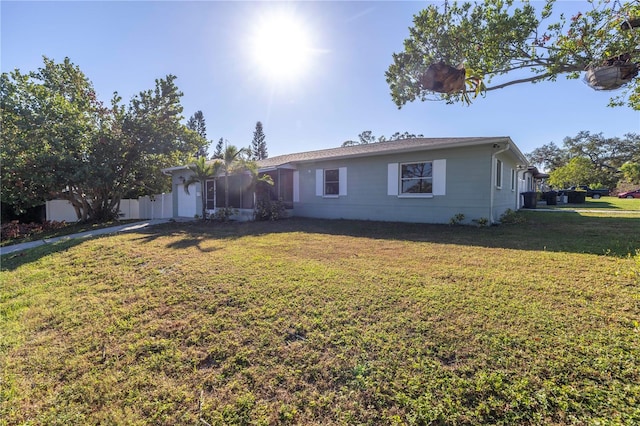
left=315, top=169, right=323, bottom=196
left=339, top=167, right=347, bottom=196
left=433, top=159, right=446, bottom=196
left=293, top=171, right=300, bottom=202
left=387, top=163, right=399, bottom=195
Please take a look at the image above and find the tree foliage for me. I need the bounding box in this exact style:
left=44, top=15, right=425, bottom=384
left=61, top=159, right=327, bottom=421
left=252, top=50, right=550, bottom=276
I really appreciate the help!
left=386, top=0, right=640, bottom=109
left=563, top=130, right=639, bottom=171
left=1, top=57, right=203, bottom=221
left=527, top=131, right=639, bottom=189
left=213, top=137, right=225, bottom=159
left=186, top=110, right=209, bottom=158
left=526, top=141, right=570, bottom=172
left=620, top=161, right=640, bottom=183
left=342, top=130, right=425, bottom=147
left=250, top=121, right=268, bottom=160
left=548, top=156, right=601, bottom=188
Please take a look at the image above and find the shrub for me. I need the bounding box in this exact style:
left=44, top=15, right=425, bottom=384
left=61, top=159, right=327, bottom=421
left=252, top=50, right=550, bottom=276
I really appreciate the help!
left=255, top=199, right=287, bottom=221
left=449, top=213, right=465, bottom=225
left=499, top=209, right=526, bottom=224
left=473, top=217, right=489, bottom=227
left=212, top=208, right=237, bottom=222
left=0, top=220, right=67, bottom=241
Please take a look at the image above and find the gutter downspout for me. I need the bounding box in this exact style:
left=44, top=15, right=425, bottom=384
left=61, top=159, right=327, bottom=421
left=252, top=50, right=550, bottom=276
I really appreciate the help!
left=490, top=143, right=511, bottom=225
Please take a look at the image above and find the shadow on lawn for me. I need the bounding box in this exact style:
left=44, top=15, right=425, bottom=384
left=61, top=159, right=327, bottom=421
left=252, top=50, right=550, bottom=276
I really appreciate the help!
left=135, top=213, right=640, bottom=258
left=3, top=213, right=637, bottom=271
left=0, top=238, right=85, bottom=271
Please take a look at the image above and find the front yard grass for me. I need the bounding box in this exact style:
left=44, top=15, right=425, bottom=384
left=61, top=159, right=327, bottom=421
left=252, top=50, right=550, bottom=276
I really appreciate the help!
left=1, top=213, right=639, bottom=425
left=543, top=196, right=640, bottom=211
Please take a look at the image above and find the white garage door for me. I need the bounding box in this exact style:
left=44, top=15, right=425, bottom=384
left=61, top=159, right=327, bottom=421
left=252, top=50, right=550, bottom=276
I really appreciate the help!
left=177, top=184, right=197, bottom=218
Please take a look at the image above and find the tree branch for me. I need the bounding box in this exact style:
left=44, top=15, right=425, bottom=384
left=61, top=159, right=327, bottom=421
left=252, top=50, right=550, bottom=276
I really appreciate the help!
left=484, top=72, right=557, bottom=91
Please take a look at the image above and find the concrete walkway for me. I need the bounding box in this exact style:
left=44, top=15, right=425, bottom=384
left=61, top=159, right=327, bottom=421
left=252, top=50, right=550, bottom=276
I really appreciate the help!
left=0, top=218, right=188, bottom=256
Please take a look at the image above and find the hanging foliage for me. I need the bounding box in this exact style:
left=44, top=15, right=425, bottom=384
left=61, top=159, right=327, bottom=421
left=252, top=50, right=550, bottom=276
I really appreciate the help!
left=386, top=0, right=640, bottom=109
left=585, top=54, right=639, bottom=91
left=419, top=62, right=466, bottom=93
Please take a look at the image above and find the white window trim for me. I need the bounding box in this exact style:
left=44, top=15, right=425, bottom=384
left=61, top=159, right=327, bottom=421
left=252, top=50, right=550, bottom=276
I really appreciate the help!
left=496, top=159, right=503, bottom=189
left=387, top=163, right=399, bottom=196
left=388, top=160, right=446, bottom=197
left=399, top=160, right=433, bottom=197
left=432, top=159, right=446, bottom=196
left=316, top=167, right=347, bottom=197
left=398, top=193, right=435, bottom=199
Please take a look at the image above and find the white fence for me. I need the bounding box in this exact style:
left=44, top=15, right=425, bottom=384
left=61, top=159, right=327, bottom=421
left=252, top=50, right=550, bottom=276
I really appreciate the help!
left=139, top=193, right=173, bottom=220
left=46, top=193, right=173, bottom=222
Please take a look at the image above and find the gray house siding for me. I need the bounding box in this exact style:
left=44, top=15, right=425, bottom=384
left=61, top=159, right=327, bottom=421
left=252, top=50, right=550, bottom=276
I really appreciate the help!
left=291, top=145, right=499, bottom=224
left=491, top=152, right=521, bottom=222
left=162, top=137, right=529, bottom=225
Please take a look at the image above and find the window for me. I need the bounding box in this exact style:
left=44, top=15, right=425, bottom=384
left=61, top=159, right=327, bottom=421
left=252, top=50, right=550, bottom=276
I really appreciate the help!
left=387, top=160, right=445, bottom=196
left=510, top=168, right=516, bottom=191
left=205, top=179, right=216, bottom=210
left=316, top=168, right=347, bottom=197
left=324, top=169, right=339, bottom=195
left=401, top=162, right=433, bottom=194
left=496, top=159, right=503, bottom=188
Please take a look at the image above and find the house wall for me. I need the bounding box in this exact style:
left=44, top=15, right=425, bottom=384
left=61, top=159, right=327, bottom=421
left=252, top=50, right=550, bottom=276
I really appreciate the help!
left=291, top=144, right=498, bottom=224
left=169, top=172, right=201, bottom=218
left=491, top=152, right=522, bottom=222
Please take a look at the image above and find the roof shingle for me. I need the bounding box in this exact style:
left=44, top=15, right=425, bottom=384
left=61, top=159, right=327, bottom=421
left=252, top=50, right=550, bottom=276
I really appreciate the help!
left=257, top=136, right=512, bottom=169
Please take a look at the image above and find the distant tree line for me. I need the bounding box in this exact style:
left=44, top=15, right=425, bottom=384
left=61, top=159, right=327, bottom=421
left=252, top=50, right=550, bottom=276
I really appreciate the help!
left=342, top=130, right=424, bottom=147
left=526, top=131, right=640, bottom=189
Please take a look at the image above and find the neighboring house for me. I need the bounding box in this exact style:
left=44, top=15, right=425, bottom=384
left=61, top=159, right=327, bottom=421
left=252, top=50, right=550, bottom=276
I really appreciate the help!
left=162, top=137, right=533, bottom=224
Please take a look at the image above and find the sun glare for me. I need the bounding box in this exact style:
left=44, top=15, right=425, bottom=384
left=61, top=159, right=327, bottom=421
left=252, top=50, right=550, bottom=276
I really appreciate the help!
left=249, top=11, right=314, bottom=82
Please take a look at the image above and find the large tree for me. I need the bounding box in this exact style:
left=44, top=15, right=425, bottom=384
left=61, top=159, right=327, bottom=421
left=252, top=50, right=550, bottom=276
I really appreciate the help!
left=563, top=130, right=639, bottom=167
left=526, top=141, right=570, bottom=172
left=1, top=57, right=97, bottom=215
left=386, top=0, right=640, bottom=109
left=1, top=56, right=203, bottom=221
left=548, top=156, right=604, bottom=188
left=527, top=131, right=639, bottom=189
left=250, top=121, right=268, bottom=160
left=186, top=110, right=209, bottom=158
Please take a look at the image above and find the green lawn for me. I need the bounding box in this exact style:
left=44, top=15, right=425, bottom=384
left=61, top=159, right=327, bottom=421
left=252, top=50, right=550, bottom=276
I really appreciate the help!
left=2, top=213, right=639, bottom=425
left=542, top=196, right=640, bottom=211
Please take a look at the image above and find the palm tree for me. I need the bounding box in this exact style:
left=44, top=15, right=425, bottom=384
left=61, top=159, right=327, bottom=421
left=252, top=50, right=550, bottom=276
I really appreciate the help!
left=219, top=145, right=274, bottom=218
left=183, top=156, right=222, bottom=220
left=221, top=145, right=248, bottom=209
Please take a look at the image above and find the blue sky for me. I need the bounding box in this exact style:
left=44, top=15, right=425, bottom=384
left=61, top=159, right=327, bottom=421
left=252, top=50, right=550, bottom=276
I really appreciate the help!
left=2, top=1, right=638, bottom=159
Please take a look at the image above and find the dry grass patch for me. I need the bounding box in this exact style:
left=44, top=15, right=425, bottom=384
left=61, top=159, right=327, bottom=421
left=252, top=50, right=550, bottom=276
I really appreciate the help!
left=2, top=216, right=639, bottom=425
